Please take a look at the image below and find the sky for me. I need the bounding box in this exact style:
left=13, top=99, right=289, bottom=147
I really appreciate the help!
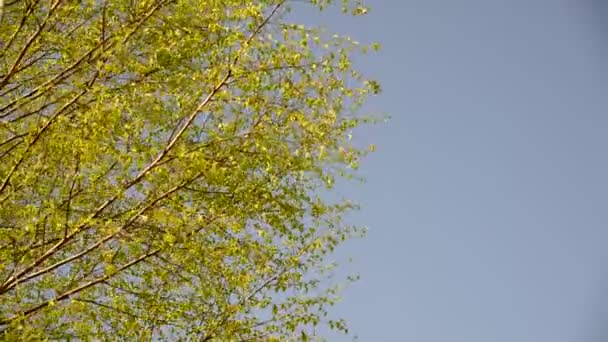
left=297, top=1, right=608, bottom=341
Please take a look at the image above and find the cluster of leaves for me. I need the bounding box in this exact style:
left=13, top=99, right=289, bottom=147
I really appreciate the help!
left=0, top=0, right=380, bottom=340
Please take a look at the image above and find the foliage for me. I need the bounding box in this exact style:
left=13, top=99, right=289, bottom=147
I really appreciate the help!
left=0, top=0, right=379, bottom=340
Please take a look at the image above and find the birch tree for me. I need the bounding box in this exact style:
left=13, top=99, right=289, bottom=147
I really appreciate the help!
left=0, top=0, right=380, bottom=339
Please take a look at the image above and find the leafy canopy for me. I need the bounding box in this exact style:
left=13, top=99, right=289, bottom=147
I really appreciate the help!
left=0, top=0, right=380, bottom=340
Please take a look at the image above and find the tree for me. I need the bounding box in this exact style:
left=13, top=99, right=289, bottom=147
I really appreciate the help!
left=0, top=0, right=380, bottom=339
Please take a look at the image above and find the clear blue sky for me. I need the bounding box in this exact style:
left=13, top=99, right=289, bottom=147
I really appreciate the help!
left=299, top=1, right=608, bottom=341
